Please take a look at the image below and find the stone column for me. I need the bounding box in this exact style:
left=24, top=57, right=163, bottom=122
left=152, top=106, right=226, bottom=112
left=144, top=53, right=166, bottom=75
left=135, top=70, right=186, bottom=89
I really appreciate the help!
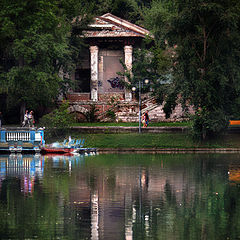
left=90, top=46, right=99, bottom=101
left=124, top=45, right=133, bottom=101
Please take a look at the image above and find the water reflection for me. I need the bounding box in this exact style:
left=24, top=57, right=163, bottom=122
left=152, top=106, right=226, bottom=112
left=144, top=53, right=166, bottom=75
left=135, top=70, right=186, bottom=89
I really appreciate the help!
left=0, top=154, right=85, bottom=196
left=0, top=153, right=239, bottom=239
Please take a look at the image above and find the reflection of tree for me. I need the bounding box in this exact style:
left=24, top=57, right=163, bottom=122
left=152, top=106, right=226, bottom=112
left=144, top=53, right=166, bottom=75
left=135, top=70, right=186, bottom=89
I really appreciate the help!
left=0, top=177, right=62, bottom=239
left=0, top=156, right=91, bottom=239
left=133, top=171, right=240, bottom=240
left=224, top=184, right=240, bottom=239
left=164, top=180, right=176, bottom=204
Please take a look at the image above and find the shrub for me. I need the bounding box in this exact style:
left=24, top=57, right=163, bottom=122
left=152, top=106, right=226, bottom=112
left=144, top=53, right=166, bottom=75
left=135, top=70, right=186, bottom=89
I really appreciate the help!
left=105, top=96, right=119, bottom=122
left=86, top=104, right=99, bottom=123
left=106, top=109, right=116, bottom=121
left=39, top=101, right=75, bottom=137
left=192, top=107, right=229, bottom=140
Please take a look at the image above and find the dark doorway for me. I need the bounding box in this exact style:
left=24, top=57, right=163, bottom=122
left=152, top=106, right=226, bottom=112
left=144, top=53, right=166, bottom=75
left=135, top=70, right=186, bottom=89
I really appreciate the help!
left=75, top=69, right=91, bottom=92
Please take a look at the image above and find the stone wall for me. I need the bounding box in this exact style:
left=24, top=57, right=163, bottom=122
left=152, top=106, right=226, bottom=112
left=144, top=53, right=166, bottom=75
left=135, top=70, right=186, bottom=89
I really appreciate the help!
left=67, top=93, right=194, bottom=122
left=67, top=93, right=90, bottom=101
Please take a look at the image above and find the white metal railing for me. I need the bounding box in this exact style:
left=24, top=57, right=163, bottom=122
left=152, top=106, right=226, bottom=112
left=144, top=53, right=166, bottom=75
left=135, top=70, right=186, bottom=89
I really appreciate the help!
left=6, top=131, right=30, bottom=141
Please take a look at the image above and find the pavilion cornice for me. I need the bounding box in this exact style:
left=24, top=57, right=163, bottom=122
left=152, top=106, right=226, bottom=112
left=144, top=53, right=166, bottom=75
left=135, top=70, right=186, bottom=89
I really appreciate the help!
left=87, top=37, right=138, bottom=46
left=83, top=30, right=144, bottom=38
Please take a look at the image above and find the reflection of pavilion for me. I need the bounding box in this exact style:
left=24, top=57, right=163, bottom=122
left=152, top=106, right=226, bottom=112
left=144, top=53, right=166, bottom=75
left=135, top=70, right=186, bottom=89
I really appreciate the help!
left=0, top=154, right=44, bottom=195
left=0, top=154, right=85, bottom=196
left=0, top=154, right=43, bottom=178
left=68, top=164, right=196, bottom=240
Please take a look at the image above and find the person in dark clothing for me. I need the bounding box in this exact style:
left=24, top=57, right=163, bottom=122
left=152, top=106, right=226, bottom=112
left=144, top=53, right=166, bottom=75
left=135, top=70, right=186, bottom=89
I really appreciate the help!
left=145, top=111, right=149, bottom=127
left=142, top=111, right=150, bottom=128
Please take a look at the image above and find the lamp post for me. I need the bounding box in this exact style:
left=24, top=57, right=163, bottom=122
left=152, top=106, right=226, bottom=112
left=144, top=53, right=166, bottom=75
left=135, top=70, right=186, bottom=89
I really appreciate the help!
left=132, top=79, right=149, bottom=133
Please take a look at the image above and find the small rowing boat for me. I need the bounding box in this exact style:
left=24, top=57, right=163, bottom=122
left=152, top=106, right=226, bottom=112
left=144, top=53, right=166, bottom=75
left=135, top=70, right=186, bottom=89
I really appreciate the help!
left=41, top=137, right=85, bottom=155
left=41, top=146, right=75, bottom=154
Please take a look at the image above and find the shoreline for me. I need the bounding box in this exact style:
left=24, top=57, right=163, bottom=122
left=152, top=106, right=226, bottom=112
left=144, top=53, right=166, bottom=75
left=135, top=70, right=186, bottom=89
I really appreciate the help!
left=97, top=147, right=240, bottom=154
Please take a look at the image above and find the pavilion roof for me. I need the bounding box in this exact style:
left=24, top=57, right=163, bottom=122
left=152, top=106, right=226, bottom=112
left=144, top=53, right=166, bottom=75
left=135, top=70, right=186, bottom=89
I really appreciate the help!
left=83, top=13, right=151, bottom=38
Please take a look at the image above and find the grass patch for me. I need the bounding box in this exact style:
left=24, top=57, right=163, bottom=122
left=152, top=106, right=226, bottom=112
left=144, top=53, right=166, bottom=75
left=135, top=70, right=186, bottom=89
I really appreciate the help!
left=46, top=132, right=240, bottom=149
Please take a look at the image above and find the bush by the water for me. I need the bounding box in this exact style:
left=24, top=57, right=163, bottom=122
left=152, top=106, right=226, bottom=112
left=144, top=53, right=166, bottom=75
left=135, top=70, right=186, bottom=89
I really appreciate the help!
left=40, top=101, right=75, bottom=137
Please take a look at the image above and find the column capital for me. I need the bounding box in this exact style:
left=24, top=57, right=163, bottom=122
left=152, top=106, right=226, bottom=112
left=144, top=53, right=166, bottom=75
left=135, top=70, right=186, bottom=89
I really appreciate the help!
left=90, top=45, right=99, bottom=53
left=124, top=45, right=133, bottom=54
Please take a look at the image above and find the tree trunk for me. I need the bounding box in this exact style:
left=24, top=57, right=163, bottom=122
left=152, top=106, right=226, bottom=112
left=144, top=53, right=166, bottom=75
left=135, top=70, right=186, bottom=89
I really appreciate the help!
left=20, top=102, right=26, bottom=124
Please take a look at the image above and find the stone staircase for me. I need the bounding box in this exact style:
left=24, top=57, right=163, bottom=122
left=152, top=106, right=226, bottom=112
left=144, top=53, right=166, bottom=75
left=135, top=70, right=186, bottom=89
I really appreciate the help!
left=128, top=94, right=193, bottom=122
left=141, top=96, right=166, bottom=122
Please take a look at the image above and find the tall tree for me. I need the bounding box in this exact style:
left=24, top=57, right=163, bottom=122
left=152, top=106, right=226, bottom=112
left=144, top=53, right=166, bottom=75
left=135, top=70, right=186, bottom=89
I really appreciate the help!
left=0, top=0, right=93, bottom=122
left=122, top=43, right=172, bottom=103
left=144, top=0, right=240, bottom=139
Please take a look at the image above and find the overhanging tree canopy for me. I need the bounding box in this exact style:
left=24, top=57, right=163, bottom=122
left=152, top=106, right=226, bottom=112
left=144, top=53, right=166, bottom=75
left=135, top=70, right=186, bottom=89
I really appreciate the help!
left=0, top=0, right=93, bottom=121
left=143, top=0, right=240, bottom=138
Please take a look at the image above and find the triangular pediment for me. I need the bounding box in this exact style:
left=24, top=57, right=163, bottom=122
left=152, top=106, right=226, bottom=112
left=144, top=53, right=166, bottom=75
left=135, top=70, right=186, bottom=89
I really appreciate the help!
left=84, top=13, right=151, bottom=38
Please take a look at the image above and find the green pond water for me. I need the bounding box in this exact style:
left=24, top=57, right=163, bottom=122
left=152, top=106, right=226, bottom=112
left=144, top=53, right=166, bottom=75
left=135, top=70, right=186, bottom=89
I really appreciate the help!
left=0, top=153, right=240, bottom=240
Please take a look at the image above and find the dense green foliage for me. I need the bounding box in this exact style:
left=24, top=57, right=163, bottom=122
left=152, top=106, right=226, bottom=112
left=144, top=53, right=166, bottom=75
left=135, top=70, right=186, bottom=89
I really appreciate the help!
left=40, top=101, right=75, bottom=137
left=93, top=0, right=150, bottom=25
left=0, top=0, right=93, bottom=122
left=173, top=1, right=240, bottom=138
left=85, top=104, right=100, bottom=122
left=142, top=0, right=240, bottom=138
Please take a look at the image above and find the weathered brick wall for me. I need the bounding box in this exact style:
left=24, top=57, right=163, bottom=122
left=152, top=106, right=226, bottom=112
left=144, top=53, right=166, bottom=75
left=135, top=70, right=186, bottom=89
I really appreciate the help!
left=98, top=93, right=125, bottom=101
left=67, top=93, right=194, bottom=122
left=67, top=93, right=90, bottom=101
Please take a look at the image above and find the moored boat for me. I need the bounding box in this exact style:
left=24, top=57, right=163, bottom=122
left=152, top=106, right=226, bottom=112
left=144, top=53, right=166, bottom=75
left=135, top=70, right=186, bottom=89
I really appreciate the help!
left=40, top=138, right=86, bottom=155
left=41, top=146, right=75, bottom=154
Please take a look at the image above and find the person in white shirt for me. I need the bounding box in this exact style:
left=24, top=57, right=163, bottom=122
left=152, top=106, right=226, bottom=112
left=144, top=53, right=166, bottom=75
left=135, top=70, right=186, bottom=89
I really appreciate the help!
left=22, top=110, right=29, bottom=127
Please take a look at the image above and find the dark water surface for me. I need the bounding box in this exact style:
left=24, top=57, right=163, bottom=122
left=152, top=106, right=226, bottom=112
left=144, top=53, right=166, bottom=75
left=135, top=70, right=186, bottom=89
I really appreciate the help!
left=0, top=153, right=240, bottom=240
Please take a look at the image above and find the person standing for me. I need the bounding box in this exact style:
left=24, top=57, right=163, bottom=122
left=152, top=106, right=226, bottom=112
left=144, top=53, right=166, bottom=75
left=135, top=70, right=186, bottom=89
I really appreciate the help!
left=29, top=110, right=35, bottom=127
left=22, top=110, right=29, bottom=127
left=145, top=111, right=149, bottom=127
left=142, top=113, right=146, bottom=128
left=0, top=112, right=3, bottom=128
